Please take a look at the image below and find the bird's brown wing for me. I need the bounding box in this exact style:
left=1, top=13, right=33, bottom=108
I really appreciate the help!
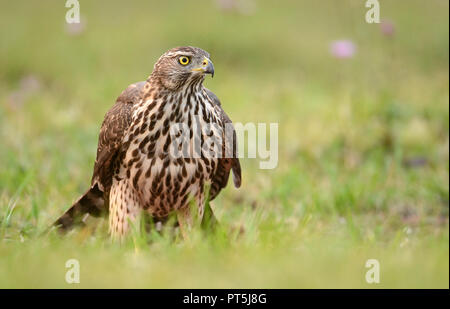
left=91, top=81, right=146, bottom=196
left=205, top=88, right=242, bottom=201
left=54, top=81, right=145, bottom=231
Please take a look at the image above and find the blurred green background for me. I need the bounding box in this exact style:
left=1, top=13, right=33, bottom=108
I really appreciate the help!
left=0, top=0, right=448, bottom=288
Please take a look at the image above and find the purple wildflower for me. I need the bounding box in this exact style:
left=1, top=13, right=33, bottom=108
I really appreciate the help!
left=65, top=18, right=86, bottom=36
left=330, top=40, right=356, bottom=59
left=380, top=20, right=395, bottom=37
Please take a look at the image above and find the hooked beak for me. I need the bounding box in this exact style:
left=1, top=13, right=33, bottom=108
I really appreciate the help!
left=192, top=57, right=215, bottom=78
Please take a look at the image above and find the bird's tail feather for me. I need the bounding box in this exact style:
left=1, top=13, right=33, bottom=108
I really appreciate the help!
left=232, top=159, right=242, bottom=188
left=53, top=184, right=105, bottom=232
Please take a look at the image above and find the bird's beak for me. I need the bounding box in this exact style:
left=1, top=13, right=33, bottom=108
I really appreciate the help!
left=192, top=57, right=215, bottom=78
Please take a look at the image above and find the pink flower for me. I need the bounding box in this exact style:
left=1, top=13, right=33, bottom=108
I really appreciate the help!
left=380, top=20, right=395, bottom=37
left=65, top=18, right=86, bottom=36
left=215, top=0, right=256, bottom=15
left=7, top=74, right=41, bottom=108
left=330, top=40, right=356, bottom=59
left=216, top=0, right=236, bottom=11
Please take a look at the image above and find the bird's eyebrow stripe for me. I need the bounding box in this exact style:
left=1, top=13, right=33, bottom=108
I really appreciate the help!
left=166, top=51, right=195, bottom=58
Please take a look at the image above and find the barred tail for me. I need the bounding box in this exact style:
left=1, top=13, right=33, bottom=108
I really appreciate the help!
left=53, top=184, right=105, bottom=232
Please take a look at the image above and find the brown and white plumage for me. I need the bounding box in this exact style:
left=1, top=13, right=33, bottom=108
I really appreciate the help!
left=54, top=47, right=241, bottom=237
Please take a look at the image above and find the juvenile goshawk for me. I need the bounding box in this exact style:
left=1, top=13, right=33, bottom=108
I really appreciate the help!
left=54, top=46, right=241, bottom=238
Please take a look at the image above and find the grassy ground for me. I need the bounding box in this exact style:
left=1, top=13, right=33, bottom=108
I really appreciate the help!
left=0, top=0, right=448, bottom=288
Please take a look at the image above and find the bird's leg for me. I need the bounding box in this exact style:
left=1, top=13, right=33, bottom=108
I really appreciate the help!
left=177, top=207, right=193, bottom=242
left=201, top=202, right=219, bottom=231
left=109, top=180, right=140, bottom=240
left=177, top=195, right=217, bottom=240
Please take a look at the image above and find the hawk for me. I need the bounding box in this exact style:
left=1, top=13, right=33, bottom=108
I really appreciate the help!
left=54, top=46, right=241, bottom=238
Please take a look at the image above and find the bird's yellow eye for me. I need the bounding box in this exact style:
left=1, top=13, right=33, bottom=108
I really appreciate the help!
left=178, top=56, right=190, bottom=66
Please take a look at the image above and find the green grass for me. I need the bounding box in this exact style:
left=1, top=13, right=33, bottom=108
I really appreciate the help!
left=0, top=0, right=448, bottom=288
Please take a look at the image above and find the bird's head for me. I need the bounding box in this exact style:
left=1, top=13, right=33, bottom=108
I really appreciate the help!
left=150, top=46, right=214, bottom=91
